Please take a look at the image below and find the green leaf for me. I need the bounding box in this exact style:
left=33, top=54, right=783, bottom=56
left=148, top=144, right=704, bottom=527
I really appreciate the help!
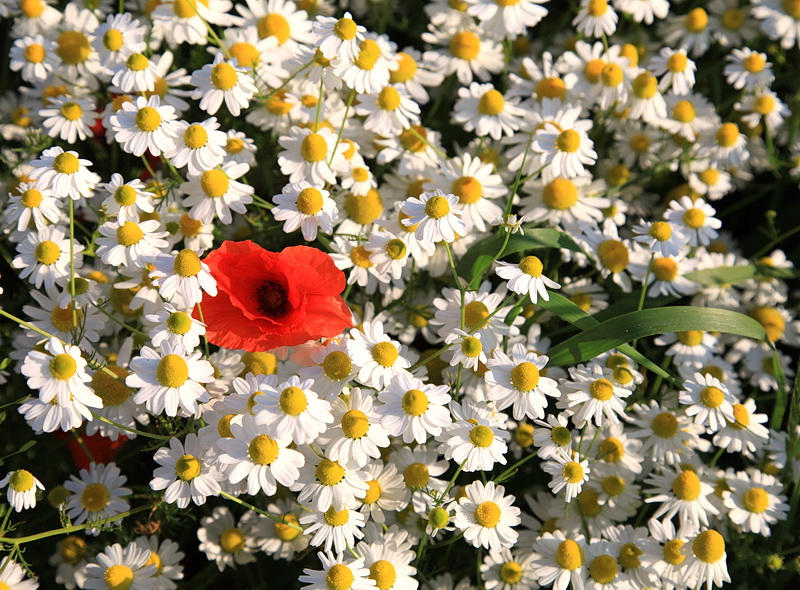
left=782, top=354, right=800, bottom=432
left=685, top=263, right=800, bottom=287
left=545, top=306, right=767, bottom=367
left=457, top=228, right=584, bottom=282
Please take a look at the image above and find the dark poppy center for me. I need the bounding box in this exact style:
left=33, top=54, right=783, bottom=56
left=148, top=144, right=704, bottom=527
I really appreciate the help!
left=255, top=281, right=289, bottom=317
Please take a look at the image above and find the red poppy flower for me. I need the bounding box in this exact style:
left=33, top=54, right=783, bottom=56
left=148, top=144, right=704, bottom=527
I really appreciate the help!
left=198, top=241, right=352, bottom=351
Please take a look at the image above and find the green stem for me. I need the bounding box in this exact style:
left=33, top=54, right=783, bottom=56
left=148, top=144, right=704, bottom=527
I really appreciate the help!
left=328, top=90, right=357, bottom=166
left=89, top=412, right=176, bottom=441
left=219, top=491, right=304, bottom=532
left=68, top=199, right=78, bottom=342
left=91, top=301, right=148, bottom=337
left=196, top=302, right=211, bottom=358
left=407, top=126, right=448, bottom=160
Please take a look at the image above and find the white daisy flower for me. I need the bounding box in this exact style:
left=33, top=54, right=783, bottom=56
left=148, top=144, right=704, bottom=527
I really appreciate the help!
left=665, top=196, right=721, bottom=247
left=347, top=321, right=412, bottom=390
left=126, top=341, right=214, bottom=417
left=542, top=449, right=590, bottom=502
left=495, top=256, right=561, bottom=303
left=485, top=344, right=560, bottom=421
left=99, top=174, right=156, bottom=224
left=735, top=88, right=790, bottom=134
left=752, top=0, right=800, bottom=50
left=453, top=82, right=527, bottom=141
left=613, top=0, right=668, bottom=25
left=164, top=117, right=227, bottom=176
left=364, top=230, right=411, bottom=281
left=28, top=146, right=100, bottom=201
left=216, top=414, right=304, bottom=496
left=82, top=542, right=157, bottom=590
left=300, top=505, right=367, bottom=554
left=12, top=225, right=81, bottom=290
left=573, top=0, right=619, bottom=37
left=464, top=0, right=548, bottom=39
left=645, top=466, right=719, bottom=529
left=278, top=126, right=343, bottom=186
left=64, top=462, right=131, bottom=536
left=649, top=47, right=697, bottom=95
left=148, top=248, right=218, bottom=309
left=356, top=83, right=421, bottom=136
left=632, top=219, right=687, bottom=257
left=96, top=219, right=169, bottom=271
left=9, top=34, right=58, bottom=83
left=298, top=337, right=357, bottom=401
left=4, top=181, right=63, bottom=232
left=454, top=480, right=521, bottom=553
left=421, top=25, right=504, bottom=85
left=110, top=52, right=160, bottom=93
left=355, top=461, right=407, bottom=524
left=401, top=189, right=466, bottom=244
left=0, top=556, right=39, bottom=589
left=560, top=364, right=632, bottom=427
left=292, top=448, right=369, bottom=512
left=180, top=161, right=255, bottom=224
left=713, top=398, right=770, bottom=454
left=359, top=540, right=418, bottom=590
left=376, top=371, right=452, bottom=444
left=437, top=410, right=509, bottom=473
left=581, top=220, right=635, bottom=292
left=39, top=95, right=95, bottom=144
left=322, top=388, right=391, bottom=469
left=110, top=95, right=179, bottom=157
left=681, top=529, right=730, bottom=590
left=389, top=47, right=444, bottom=104
left=661, top=92, right=718, bottom=141
left=313, top=12, right=367, bottom=61
left=722, top=470, right=789, bottom=536
left=20, top=337, right=100, bottom=408
left=445, top=329, right=488, bottom=371
left=299, top=551, right=374, bottom=590
left=480, top=547, right=536, bottom=590
left=93, top=12, right=147, bottom=68
left=532, top=413, right=573, bottom=460
left=223, top=129, right=257, bottom=167
left=332, top=35, right=396, bottom=95
left=133, top=535, right=185, bottom=590
left=680, top=373, right=736, bottom=433
left=253, top=375, right=334, bottom=445
left=197, top=506, right=259, bottom=571
left=150, top=433, right=223, bottom=508
left=0, top=469, right=44, bottom=512
left=724, top=48, right=774, bottom=91
left=519, top=173, right=609, bottom=231
left=190, top=53, right=258, bottom=117
left=272, top=181, right=338, bottom=241
left=146, top=303, right=206, bottom=354
left=531, top=531, right=589, bottom=590
left=258, top=499, right=309, bottom=561
left=532, top=105, right=597, bottom=179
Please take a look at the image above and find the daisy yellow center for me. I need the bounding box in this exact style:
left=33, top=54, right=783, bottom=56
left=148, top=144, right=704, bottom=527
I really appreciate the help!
left=217, top=414, right=234, bottom=438
left=385, top=239, right=407, bottom=260
left=369, top=560, right=396, bottom=590
left=20, top=0, right=44, bottom=17
left=700, top=386, right=724, bottom=409
left=246, top=391, right=264, bottom=415
left=53, top=152, right=79, bottom=175
left=563, top=461, right=584, bottom=483
left=550, top=425, right=572, bottom=447
left=156, top=354, right=189, bottom=388
left=200, top=169, right=229, bottom=198
left=672, top=100, right=696, bottom=123
left=424, top=195, right=450, bottom=219
left=632, top=72, right=658, bottom=99
left=222, top=44, right=258, bottom=71
left=173, top=249, right=202, bottom=277
left=145, top=551, right=163, bottom=576
left=112, top=185, right=137, bottom=207
left=135, top=106, right=162, bottom=132
left=469, top=424, right=494, bottom=447
left=56, top=104, right=87, bottom=127
left=464, top=301, right=489, bottom=330
left=684, top=8, right=708, bottom=32
left=589, top=555, right=618, bottom=584
left=651, top=412, right=679, bottom=438
left=165, top=311, right=192, bottom=336
left=296, top=187, right=324, bottom=215
left=660, top=539, right=685, bottom=565
left=59, top=536, right=87, bottom=564
left=601, top=63, right=623, bottom=87
left=536, top=77, right=567, bottom=100
left=587, top=0, right=607, bottom=15
left=461, top=336, right=483, bottom=357
left=361, top=479, right=382, bottom=504
left=403, top=462, right=429, bottom=488
left=346, top=190, right=383, bottom=224
left=713, top=123, right=740, bottom=149
left=390, top=52, right=418, bottom=83
left=80, top=483, right=109, bottom=512
left=619, top=543, right=643, bottom=569
left=34, top=240, right=60, bottom=265
left=699, top=169, right=719, bottom=186
left=428, top=506, right=450, bottom=528
left=742, top=487, right=769, bottom=513
left=279, top=386, right=308, bottom=415
left=354, top=39, right=380, bottom=70
left=350, top=245, right=373, bottom=268
left=219, top=527, right=245, bottom=554
left=90, top=363, right=131, bottom=406
left=653, top=257, right=679, bottom=281
left=683, top=207, right=706, bottom=228
left=557, top=539, right=584, bottom=570
left=317, top=459, right=345, bottom=485
left=104, top=565, right=134, bottom=590
left=556, top=129, right=581, bottom=153
left=647, top=221, right=672, bottom=243
left=597, top=239, right=629, bottom=273
left=542, top=177, right=579, bottom=210
left=672, top=470, right=701, bottom=501
left=125, top=53, right=148, bottom=72
left=371, top=341, right=399, bottom=367
left=584, top=59, right=605, bottom=84
left=514, top=423, right=534, bottom=447
left=21, top=188, right=43, bottom=208
left=399, top=125, right=427, bottom=152
left=258, top=13, right=290, bottom=43
left=667, top=53, right=689, bottom=74
left=750, top=306, right=785, bottom=342
left=692, top=530, right=725, bottom=563
left=323, top=351, right=352, bottom=381
left=478, top=89, right=504, bottom=115
left=249, top=434, right=279, bottom=465
left=451, top=176, right=483, bottom=204
left=519, top=256, right=543, bottom=277
left=116, top=221, right=144, bottom=246
left=499, top=561, right=523, bottom=584
left=274, top=512, right=301, bottom=541
left=323, top=506, right=350, bottom=526
left=630, top=133, right=650, bottom=153
left=494, top=0, right=520, bottom=5
left=175, top=454, right=202, bottom=481
left=301, top=132, right=327, bottom=162
left=602, top=475, right=626, bottom=497
left=341, top=409, right=369, bottom=438
left=227, top=139, right=246, bottom=157
left=402, top=389, right=429, bottom=416
left=474, top=501, right=501, bottom=527
left=183, top=124, right=208, bottom=149
left=730, top=404, right=750, bottom=429
left=51, top=304, right=82, bottom=332
left=8, top=470, right=34, bottom=492
left=334, top=16, right=358, bottom=40
left=377, top=86, right=401, bottom=111
left=589, top=378, right=614, bottom=401
left=211, top=62, right=237, bottom=90
left=510, top=361, right=540, bottom=392
left=351, top=167, right=369, bottom=183
left=326, top=564, right=354, bottom=590
left=50, top=353, right=77, bottom=380
left=678, top=330, right=703, bottom=346
left=449, top=31, right=480, bottom=61
left=599, top=437, right=623, bottom=462
left=57, top=31, right=91, bottom=65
